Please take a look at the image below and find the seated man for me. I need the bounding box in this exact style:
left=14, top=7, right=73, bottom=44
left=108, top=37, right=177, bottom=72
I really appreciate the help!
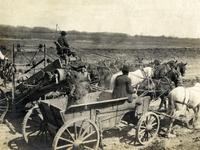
left=56, top=31, right=76, bottom=59
left=112, top=65, right=134, bottom=101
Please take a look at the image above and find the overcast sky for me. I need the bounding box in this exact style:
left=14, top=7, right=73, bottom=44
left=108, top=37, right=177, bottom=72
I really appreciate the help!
left=1, top=0, right=200, bottom=38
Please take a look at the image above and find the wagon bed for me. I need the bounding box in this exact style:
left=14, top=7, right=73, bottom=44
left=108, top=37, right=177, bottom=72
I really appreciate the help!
left=22, top=91, right=160, bottom=149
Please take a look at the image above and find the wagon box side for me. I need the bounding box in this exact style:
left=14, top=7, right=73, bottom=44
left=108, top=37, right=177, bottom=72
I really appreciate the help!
left=38, top=99, right=66, bottom=132
left=65, top=97, right=136, bottom=129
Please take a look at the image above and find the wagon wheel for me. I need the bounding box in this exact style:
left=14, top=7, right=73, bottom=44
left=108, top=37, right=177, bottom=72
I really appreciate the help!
left=136, top=112, right=160, bottom=145
left=22, top=105, right=52, bottom=145
left=0, top=89, right=9, bottom=123
left=53, top=118, right=100, bottom=150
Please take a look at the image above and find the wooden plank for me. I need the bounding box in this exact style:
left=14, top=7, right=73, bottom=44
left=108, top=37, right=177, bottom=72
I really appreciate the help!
left=68, top=97, right=129, bottom=109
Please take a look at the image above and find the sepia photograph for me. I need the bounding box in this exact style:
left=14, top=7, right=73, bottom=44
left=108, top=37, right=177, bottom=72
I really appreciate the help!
left=0, top=0, right=200, bottom=149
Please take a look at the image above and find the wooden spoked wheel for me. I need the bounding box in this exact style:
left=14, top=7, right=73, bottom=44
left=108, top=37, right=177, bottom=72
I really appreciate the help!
left=0, top=89, right=9, bottom=123
left=53, top=118, right=100, bottom=150
left=136, top=112, right=160, bottom=145
left=22, top=105, right=51, bottom=144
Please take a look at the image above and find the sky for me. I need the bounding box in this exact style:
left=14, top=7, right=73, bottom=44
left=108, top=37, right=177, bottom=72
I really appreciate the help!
left=1, top=0, right=200, bottom=38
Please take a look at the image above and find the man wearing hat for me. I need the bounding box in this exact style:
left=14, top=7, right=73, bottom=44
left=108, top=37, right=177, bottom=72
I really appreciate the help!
left=112, top=65, right=134, bottom=100
left=56, top=31, right=75, bottom=58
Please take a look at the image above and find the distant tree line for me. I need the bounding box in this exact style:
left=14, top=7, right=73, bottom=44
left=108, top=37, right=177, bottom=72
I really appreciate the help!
left=1, top=24, right=200, bottom=48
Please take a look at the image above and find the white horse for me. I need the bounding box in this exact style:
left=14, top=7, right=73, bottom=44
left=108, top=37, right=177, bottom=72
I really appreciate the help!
left=167, top=83, right=200, bottom=135
left=0, top=51, right=7, bottom=60
left=110, top=67, right=154, bottom=90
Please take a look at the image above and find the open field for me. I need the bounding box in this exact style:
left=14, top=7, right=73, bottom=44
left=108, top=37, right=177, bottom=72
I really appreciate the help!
left=1, top=38, right=200, bottom=80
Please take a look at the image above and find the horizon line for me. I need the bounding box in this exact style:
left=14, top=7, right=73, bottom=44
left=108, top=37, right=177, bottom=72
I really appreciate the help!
left=0, top=23, right=200, bottom=40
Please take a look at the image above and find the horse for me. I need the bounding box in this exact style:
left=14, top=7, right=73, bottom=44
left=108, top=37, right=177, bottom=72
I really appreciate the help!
left=153, top=60, right=180, bottom=80
left=137, top=61, right=187, bottom=110
left=167, top=83, right=200, bottom=136
left=177, top=62, right=187, bottom=76
left=110, top=67, right=154, bottom=91
left=137, top=74, right=175, bottom=110
left=0, top=50, right=8, bottom=60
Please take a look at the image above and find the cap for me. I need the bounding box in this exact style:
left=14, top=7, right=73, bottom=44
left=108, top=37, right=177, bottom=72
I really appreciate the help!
left=121, top=65, right=129, bottom=73
left=60, top=31, right=67, bottom=36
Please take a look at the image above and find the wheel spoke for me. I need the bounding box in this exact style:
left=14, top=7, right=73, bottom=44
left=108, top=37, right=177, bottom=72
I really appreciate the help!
left=139, top=130, right=146, bottom=139
left=74, top=123, right=77, bottom=140
left=147, top=115, right=151, bottom=123
left=28, top=129, right=40, bottom=136
left=82, top=139, right=97, bottom=144
left=84, top=145, right=95, bottom=150
left=0, top=106, right=7, bottom=109
left=80, top=125, right=92, bottom=138
left=146, top=117, right=149, bottom=124
left=145, top=132, right=149, bottom=141
left=139, top=129, right=146, bottom=134
left=59, top=137, right=74, bottom=144
left=150, top=117, right=156, bottom=124
left=0, top=108, right=7, bottom=111
left=65, top=128, right=75, bottom=141
left=140, top=125, right=146, bottom=129
left=149, top=130, right=155, bottom=137
left=78, top=120, right=85, bottom=138
left=31, top=130, right=43, bottom=142
left=141, top=132, right=147, bottom=142
left=0, top=98, right=7, bottom=103
left=141, top=121, right=146, bottom=127
left=152, top=122, right=158, bottom=127
left=30, top=118, right=42, bottom=124
left=56, top=144, right=73, bottom=150
left=82, top=131, right=95, bottom=141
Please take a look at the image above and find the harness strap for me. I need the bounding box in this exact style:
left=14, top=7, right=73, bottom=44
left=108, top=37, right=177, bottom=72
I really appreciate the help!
left=174, top=88, right=194, bottom=109
left=140, top=68, right=147, bottom=78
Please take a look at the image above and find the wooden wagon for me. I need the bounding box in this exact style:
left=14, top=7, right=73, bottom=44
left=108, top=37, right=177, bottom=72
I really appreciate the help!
left=22, top=90, right=160, bottom=149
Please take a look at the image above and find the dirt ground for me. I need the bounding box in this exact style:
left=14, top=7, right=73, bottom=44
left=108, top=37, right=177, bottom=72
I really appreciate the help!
left=0, top=115, right=200, bottom=150
left=0, top=82, right=200, bottom=150
left=0, top=47, right=200, bottom=149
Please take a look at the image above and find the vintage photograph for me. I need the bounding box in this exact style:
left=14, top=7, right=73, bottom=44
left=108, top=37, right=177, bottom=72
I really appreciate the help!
left=0, top=0, right=200, bottom=149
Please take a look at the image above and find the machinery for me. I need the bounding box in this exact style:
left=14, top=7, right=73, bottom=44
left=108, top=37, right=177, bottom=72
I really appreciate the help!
left=0, top=58, right=72, bottom=122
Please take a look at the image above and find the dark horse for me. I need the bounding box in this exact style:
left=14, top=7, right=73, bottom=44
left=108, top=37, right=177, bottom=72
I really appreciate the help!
left=137, top=61, right=187, bottom=110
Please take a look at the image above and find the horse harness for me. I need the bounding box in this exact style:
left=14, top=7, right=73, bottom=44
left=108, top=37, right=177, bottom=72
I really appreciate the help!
left=174, top=88, right=193, bottom=109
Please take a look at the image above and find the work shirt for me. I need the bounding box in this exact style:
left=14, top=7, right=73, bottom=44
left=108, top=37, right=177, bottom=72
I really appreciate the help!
left=57, top=36, right=69, bottom=48
left=112, top=74, right=134, bottom=99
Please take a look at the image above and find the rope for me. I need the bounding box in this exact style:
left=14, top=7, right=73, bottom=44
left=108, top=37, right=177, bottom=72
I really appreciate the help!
left=19, top=49, right=32, bottom=63
left=29, top=48, right=41, bottom=65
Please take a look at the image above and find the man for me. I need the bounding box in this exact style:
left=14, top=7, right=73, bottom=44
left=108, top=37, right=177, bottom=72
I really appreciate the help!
left=76, top=65, right=91, bottom=82
left=112, top=65, right=134, bottom=100
left=56, top=31, right=75, bottom=57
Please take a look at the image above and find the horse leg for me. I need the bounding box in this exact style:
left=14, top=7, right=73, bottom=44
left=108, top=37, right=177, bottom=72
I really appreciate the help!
left=158, top=96, right=167, bottom=111
left=158, top=98, right=163, bottom=110
left=166, top=118, right=175, bottom=137
left=3, top=79, right=6, bottom=88
left=193, top=105, right=200, bottom=129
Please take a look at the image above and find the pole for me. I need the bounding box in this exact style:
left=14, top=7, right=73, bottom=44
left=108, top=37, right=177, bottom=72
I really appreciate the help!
left=44, top=44, right=46, bottom=67
left=12, top=44, right=15, bottom=113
